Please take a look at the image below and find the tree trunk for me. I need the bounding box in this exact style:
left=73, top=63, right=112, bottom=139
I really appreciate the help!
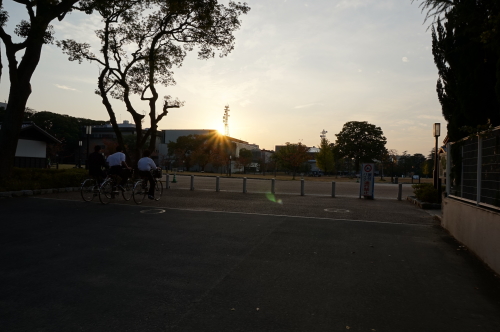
left=0, top=38, right=45, bottom=182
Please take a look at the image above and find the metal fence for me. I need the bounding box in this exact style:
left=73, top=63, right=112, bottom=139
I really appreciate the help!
left=446, top=126, right=500, bottom=209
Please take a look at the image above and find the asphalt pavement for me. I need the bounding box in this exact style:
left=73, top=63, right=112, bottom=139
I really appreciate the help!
left=1, top=190, right=499, bottom=331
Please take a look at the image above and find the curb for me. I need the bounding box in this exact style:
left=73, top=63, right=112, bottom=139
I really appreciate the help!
left=0, top=187, right=81, bottom=198
left=406, top=196, right=441, bottom=210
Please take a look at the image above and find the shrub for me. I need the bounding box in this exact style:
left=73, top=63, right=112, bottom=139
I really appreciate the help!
left=0, top=168, right=87, bottom=191
left=412, top=183, right=440, bottom=203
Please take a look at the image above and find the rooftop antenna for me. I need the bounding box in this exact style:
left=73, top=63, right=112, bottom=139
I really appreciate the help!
left=320, top=129, right=328, bottom=138
left=222, top=105, right=230, bottom=136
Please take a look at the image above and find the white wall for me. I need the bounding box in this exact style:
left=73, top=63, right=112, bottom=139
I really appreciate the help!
left=16, top=139, right=46, bottom=158
left=442, top=197, right=500, bottom=275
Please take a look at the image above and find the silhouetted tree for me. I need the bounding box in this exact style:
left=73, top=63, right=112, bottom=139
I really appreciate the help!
left=334, top=121, right=387, bottom=173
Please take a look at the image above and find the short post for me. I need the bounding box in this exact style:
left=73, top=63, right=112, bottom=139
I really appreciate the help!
left=397, top=183, right=402, bottom=201
left=216, top=176, right=220, bottom=192
left=331, top=181, right=336, bottom=198
left=190, top=175, right=194, bottom=191
left=271, top=178, right=275, bottom=194
left=394, top=176, right=398, bottom=184
left=446, top=142, right=451, bottom=195
left=166, top=174, right=170, bottom=189
left=301, top=178, right=305, bottom=196
left=243, top=177, right=247, bottom=193
left=476, top=136, right=482, bottom=205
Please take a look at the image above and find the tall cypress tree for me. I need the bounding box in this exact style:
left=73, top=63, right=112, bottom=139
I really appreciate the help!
left=431, top=0, right=500, bottom=141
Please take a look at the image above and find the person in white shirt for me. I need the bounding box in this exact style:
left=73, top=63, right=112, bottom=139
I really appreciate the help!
left=137, top=150, right=158, bottom=199
left=106, top=146, right=131, bottom=189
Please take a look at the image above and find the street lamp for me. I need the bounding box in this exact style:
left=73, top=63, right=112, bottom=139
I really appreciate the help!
left=85, top=125, right=92, bottom=169
left=78, top=140, right=82, bottom=168
left=433, top=123, right=441, bottom=189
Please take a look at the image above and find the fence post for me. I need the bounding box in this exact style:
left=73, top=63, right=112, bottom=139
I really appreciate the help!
left=243, top=177, right=247, bottom=193
left=190, top=175, right=194, bottom=191
left=461, top=145, right=464, bottom=198
left=216, top=176, right=220, bottom=192
left=397, top=183, right=402, bottom=201
left=477, top=136, right=482, bottom=205
left=301, top=178, right=305, bottom=196
left=331, top=181, right=336, bottom=198
left=446, top=142, right=451, bottom=195
left=166, top=174, right=170, bottom=189
left=271, top=178, right=275, bottom=194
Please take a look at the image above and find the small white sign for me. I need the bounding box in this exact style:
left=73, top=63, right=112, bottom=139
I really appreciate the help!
left=360, top=163, right=375, bottom=198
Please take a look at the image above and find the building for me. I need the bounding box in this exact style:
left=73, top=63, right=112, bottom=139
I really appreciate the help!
left=80, top=120, right=161, bottom=163
left=0, top=122, right=61, bottom=168
left=159, top=129, right=260, bottom=173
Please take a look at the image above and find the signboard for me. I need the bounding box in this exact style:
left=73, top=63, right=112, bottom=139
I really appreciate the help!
left=359, top=163, right=375, bottom=199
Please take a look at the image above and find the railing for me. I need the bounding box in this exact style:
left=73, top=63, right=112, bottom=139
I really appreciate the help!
left=446, top=126, right=500, bottom=209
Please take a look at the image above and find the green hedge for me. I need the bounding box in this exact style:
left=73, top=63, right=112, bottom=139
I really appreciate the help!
left=0, top=168, right=87, bottom=192
left=412, top=183, right=440, bottom=204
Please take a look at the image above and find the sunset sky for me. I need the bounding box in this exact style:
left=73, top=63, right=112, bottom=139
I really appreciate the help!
left=0, top=0, right=445, bottom=155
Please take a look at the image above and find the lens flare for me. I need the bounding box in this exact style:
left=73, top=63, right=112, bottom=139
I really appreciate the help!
left=265, top=192, right=283, bottom=204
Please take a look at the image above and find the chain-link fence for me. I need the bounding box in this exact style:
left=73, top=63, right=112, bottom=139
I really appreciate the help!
left=446, top=126, right=500, bottom=209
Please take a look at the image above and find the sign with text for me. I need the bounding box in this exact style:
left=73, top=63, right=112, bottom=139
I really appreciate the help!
left=360, top=163, right=375, bottom=198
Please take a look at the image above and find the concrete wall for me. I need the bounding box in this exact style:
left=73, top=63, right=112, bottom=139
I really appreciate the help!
left=16, top=139, right=46, bottom=158
left=442, top=197, right=500, bottom=275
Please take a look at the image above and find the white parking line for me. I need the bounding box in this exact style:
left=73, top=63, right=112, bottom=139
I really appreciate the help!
left=30, top=196, right=431, bottom=227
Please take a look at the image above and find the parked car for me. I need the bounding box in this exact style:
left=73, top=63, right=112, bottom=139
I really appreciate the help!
left=309, top=171, right=323, bottom=177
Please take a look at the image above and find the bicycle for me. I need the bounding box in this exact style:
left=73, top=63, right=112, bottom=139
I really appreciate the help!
left=80, top=176, right=101, bottom=202
left=132, top=167, right=163, bottom=204
left=99, top=169, right=134, bottom=204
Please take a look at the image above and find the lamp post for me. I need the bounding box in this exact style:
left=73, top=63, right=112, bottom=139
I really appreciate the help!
left=78, top=140, right=82, bottom=168
left=433, top=123, right=441, bottom=189
left=85, top=125, right=92, bottom=169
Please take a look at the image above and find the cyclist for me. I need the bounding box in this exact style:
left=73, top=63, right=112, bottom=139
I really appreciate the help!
left=88, top=145, right=107, bottom=183
left=137, top=149, right=158, bottom=200
left=106, top=146, right=132, bottom=190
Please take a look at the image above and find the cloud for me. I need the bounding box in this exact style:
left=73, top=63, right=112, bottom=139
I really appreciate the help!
left=294, top=103, right=323, bottom=109
left=402, top=57, right=409, bottom=62
left=55, top=84, right=77, bottom=91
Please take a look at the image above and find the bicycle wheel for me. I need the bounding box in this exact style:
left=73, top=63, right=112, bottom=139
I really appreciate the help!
left=154, top=180, right=163, bottom=201
left=80, top=178, right=97, bottom=202
left=99, top=179, right=114, bottom=204
left=132, top=180, right=147, bottom=204
left=122, top=179, right=134, bottom=201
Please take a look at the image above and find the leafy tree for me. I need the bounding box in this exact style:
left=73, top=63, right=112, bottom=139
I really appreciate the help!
left=191, top=141, right=211, bottom=172
left=0, top=0, right=106, bottom=181
left=315, top=136, right=334, bottom=175
left=236, top=148, right=253, bottom=174
left=273, top=142, right=310, bottom=180
left=209, top=145, right=228, bottom=174
left=167, top=134, right=198, bottom=170
left=58, top=0, right=250, bottom=162
left=334, top=121, right=387, bottom=173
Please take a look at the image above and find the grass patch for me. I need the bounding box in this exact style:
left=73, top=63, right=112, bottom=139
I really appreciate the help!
left=0, top=167, right=87, bottom=191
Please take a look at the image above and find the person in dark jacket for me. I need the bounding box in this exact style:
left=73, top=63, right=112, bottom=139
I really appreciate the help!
left=88, top=145, right=107, bottom=182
